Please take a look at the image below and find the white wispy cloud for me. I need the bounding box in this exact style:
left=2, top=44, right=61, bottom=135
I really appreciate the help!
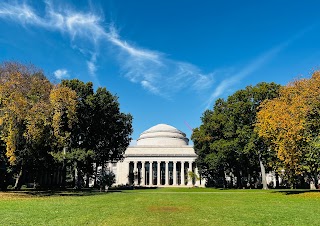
left=0, top=1, right=214, bottom=97
left=204, top=50, right=277, bottom=109
left=0, top=1, right=103, bottom=80
left=204, top=29, right=309, bottom=110
left=103, top=25, right=215, bottom=96
left=141, top=80, right=160, bottom=95
left=107, top=25, right=161, bottom=62
left=54, top=69, right=69, bottom=79
left=0, top=3, right=41, bottom=25
left=87, top=54, right=97, bottom=77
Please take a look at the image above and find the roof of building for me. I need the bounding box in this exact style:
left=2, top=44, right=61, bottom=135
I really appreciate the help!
left=136, top=124, right=189, bottom=146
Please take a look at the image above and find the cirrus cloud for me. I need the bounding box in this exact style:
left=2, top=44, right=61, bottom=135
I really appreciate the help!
left=0, top=0, right=214, bottom=98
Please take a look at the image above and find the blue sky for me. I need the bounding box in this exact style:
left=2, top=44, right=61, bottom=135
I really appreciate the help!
left=0, top=0, right=320, bottom=142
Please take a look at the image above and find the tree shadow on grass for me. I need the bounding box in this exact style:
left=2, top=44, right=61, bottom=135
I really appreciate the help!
left=4, top=186, right=160, bottom=197
left=272, top=189, right=320, bottom=195
left=131, top=186, right=158, bottom=190
left=4, top=189, right=122, bottom=197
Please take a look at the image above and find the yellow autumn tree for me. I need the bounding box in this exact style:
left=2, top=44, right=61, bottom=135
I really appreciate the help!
left=0, top=62, right=54, bottom=189
left=256, top=71, right=320, bottom=187
left=0, top=62, right=43, bottom=163
left=0, top=62, right=78, bottom=189
left=49, top=85, right=77, bottom=149
left=49, top=85, right=77, bottom=188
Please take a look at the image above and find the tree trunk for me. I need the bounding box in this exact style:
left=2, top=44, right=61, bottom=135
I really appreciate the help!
left=85, top=173, right=90, bottom=188
left=85, top=161, right=90, bottom=188
left=85, top=172, right=90, bottom=188
left=314, top=173, right=319, bottom=189
left=275, top=172, right=279, bottom=188
left=75, top=161, right=82, bottom=190
left=62, top=146, right=67, bottom=189
left=221, top=167, right=227, bottom=188
left=0, top=162, right=7, bottom=191
left=222, top=173, right=227, bottom=188
left=247, top=172, right=251, bottom=189
left=62, top=161, right=66, bottom=188
left=73, top=161, right=79, bottom=189
left=93, top=162, right=98, bottom=187
left=0, top=174, right=7, bottom=191
left=236, top=170, right=242, bottom=188
left=14, top=166, right=24, bottom=190
left=230, top=174, right=234, bottom=188
left=259, top=154, right=268, bottom=190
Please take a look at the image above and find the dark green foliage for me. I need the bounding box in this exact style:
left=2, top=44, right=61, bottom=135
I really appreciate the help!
left=61, top=80, right=133, bottom=163
left=0, top=142, right=9, bottom=190
left=192, top=82, right=281, bottom=188
left=92, top=87, right=133, bottom=164
left=61, top=79, right=133, bottom=188
left=97, top=169, right=116, bottom=191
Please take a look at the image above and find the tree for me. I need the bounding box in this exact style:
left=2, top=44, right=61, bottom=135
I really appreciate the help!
left=0, top=140, right=9, bottom=190
left=50, top=85, right=77, bottom=150
left=188, top=171, right=200, bottom=186
left=0, top=62, right=79, bottom=189
left=0, top=62, right=54, bottom=189
left=61, top=80, right=133, bottom=187
left=60, top=79, right=94, bottom=150
left=60, top=79, right=95, bottom=188
left=256, top=72, right=320, bottom=188
left=92, top=87, right=133, bottom=169
left=97, top=168, right=116, bottom=192
left=0, top=62, right=133, bottom=190
left=49, top=84, right=79, bottom=188
left=192, top=82, right=280, bottom=188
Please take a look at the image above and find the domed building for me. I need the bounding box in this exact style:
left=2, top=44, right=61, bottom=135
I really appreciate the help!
left=110, top=124, right=205, bottom=187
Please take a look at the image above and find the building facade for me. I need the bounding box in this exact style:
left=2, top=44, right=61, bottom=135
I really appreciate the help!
left=110, top=124, right=205, bottom=187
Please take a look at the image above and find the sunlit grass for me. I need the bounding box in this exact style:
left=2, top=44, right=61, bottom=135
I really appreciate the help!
left=0, top=188, right=319, bottom=225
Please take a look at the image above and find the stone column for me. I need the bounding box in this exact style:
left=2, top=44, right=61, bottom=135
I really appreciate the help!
left=149, top=162, right=153, bottom=186
left=165, top=161, right=169, bottom=186
left=173, top=161, right=177, bottom=186
left=187, top=161, right=193, bottom=186
left=141, top=161, right=145, bottom=186
left=157, top=161, right=161, bottom=185
left=194, top=166, right=200, bottom=186
left=122, top=161, right=129, bottom=185
left=133, top=161, right=138, bottom=185
left=181, top=161, right=185, bottom=186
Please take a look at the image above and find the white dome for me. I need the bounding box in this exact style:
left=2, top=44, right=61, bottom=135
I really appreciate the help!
left=136, top=124, right=189, bottom=146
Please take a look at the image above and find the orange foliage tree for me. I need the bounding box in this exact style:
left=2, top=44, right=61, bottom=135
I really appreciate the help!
left=256, top=71, right=320, bottom=187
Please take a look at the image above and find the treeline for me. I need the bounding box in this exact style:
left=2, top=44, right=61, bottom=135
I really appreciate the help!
left=0, top=62, right=133, bottom=190
left=192, top=72, right=320, bottom=189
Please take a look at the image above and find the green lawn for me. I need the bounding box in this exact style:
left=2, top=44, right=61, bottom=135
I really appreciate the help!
left=0, top=188, right=319, bottom=226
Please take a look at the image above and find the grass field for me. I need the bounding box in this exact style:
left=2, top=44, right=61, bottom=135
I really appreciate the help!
left=0, top=188, right=319, bottom=226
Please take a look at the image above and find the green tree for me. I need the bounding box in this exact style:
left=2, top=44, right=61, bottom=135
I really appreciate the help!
left=92, top=87, right=133, bottom=170
left=61, top=79, right=95, bottom=188
left=192, top=82, right=280, bottom=188
left=61, top=80, right=133, bottom=187
left=49, top=85, right=78, bottom=188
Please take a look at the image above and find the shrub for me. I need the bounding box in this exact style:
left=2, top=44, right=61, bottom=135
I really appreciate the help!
left=97, top=169, right=115, bottom=192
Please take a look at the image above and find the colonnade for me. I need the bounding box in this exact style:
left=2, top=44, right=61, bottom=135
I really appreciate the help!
left=128, top=160, right=200, bottom=186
